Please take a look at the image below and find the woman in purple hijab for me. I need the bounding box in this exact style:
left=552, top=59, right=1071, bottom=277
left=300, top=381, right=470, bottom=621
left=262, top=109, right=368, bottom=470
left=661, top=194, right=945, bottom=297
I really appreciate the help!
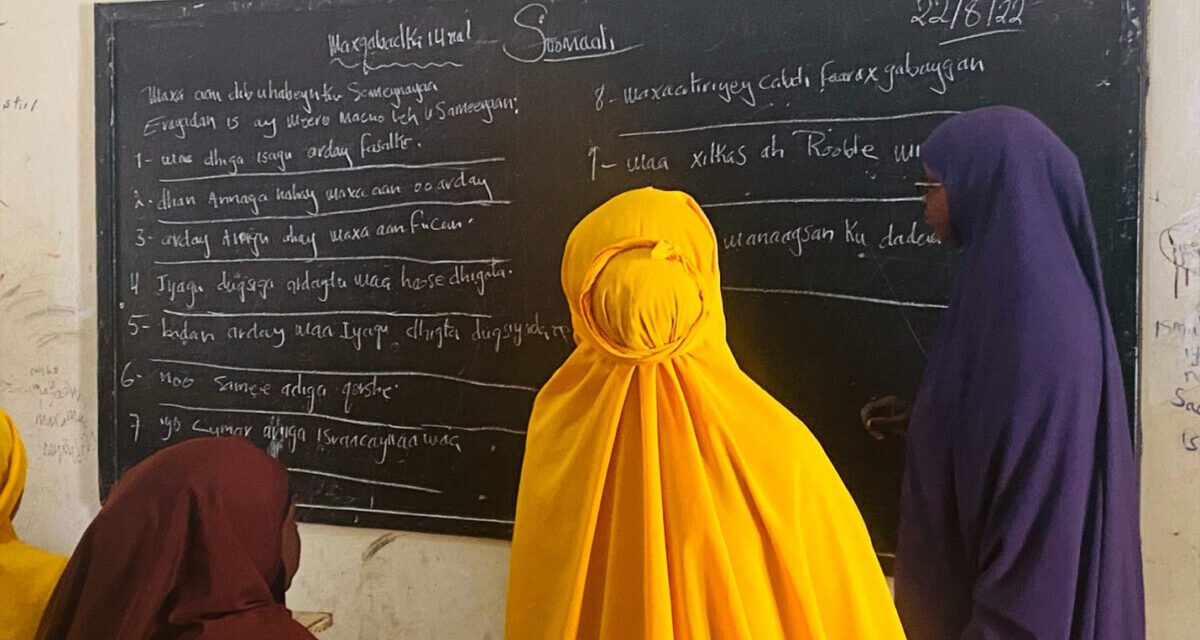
left=877, top=106, right=1144, bottom=638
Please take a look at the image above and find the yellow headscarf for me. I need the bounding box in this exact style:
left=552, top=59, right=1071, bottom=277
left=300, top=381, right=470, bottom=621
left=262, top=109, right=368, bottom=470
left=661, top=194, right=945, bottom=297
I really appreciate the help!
left=1, top=409, right=67, bottom=640
left=505, top=188, right=904, bottom=639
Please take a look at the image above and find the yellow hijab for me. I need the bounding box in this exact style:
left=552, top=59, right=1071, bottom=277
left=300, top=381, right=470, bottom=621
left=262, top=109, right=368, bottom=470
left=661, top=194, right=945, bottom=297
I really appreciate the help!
left=505, top=188, right=904, bottom=639
left=1, top=410, right=67, bottom=640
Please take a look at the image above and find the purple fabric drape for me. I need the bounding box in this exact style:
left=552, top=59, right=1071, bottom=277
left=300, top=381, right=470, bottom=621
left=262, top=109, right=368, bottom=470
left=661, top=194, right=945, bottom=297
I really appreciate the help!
left=895, top=106, right=1144, bottom=639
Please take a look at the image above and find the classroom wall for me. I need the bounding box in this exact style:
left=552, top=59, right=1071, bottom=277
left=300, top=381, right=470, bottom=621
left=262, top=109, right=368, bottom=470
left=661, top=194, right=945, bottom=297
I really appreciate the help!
left=1139, top=2, right=1200, bottom=638
left=0, top=1, right=1196, bottom=639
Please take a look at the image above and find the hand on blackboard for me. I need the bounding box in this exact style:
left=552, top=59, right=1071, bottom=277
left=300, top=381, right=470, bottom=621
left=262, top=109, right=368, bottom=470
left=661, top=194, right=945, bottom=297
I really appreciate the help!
left=860, top=396, right=911, bottom=440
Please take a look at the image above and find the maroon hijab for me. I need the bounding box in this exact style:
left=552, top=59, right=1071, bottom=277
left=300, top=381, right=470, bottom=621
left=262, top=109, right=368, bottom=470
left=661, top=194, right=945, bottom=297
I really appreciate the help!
left=37, top=438, right=314, bottom=640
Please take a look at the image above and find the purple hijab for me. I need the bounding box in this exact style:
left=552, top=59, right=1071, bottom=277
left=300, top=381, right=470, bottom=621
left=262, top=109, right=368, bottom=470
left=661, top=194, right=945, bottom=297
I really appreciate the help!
left=895, top=106, right=1144, bottom=639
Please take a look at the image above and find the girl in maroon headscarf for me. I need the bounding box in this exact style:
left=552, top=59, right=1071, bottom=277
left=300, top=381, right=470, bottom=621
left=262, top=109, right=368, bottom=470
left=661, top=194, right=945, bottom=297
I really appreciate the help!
left=36, top=437, right=313, bottom=640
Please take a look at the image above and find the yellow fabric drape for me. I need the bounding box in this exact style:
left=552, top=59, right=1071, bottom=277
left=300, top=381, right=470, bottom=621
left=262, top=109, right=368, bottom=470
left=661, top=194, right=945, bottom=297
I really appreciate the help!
left=505, top=187, right=904, bottom=640
left=1, top=410, right=67, bottom=640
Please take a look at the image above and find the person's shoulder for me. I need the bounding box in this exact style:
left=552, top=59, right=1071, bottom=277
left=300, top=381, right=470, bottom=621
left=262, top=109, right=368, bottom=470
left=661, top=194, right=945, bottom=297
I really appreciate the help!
left=0, top=539, right=65, bottom=622
left=5, top=539, right=67, bottom=573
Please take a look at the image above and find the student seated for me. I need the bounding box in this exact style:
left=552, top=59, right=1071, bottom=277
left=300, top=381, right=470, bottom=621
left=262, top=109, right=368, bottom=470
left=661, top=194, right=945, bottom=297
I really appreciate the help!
left=505, top=187, right=904, bottom=639
left=36, top=437, right=313, bottom=640
left=1, top=409, right=67, bottom=640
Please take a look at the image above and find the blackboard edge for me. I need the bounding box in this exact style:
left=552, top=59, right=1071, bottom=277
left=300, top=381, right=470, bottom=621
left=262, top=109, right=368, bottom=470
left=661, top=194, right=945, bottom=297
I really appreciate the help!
left=95, top=5, right=120, bottom=503
left=89, top=0, right=1150, bottom=559
left=1122, top=0, right=1148, bottom=466
left=296, top=506, right=515, bottom=541
left=85, top=0, right=431, bottom=25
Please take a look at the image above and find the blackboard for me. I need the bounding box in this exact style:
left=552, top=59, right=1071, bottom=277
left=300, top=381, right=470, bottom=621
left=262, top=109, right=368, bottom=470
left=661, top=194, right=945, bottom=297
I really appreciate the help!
left=97, top=0, right=1144, bottom=557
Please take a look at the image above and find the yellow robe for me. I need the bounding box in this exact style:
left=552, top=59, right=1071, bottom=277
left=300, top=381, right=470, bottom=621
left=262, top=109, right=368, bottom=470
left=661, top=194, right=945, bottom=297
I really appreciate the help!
left=1, top=410, right=67, bottom=640
left=505, top=188, right=904, bottom=639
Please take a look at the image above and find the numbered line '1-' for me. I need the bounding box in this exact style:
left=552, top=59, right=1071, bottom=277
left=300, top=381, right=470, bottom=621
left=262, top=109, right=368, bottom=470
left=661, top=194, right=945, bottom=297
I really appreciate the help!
left=157, top=157, right=508, bottom=184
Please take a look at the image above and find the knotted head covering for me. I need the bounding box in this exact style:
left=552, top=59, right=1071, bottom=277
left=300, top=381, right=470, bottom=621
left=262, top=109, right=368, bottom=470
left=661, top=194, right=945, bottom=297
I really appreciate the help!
left=563, top=187, right=724, bottom=366
left=506, top=187, right=904, bottom=639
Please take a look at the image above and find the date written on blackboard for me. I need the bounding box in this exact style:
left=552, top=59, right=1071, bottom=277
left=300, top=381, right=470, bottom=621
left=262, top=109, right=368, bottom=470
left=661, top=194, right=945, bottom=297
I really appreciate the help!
left=98, top=0, right=1138, bottom=542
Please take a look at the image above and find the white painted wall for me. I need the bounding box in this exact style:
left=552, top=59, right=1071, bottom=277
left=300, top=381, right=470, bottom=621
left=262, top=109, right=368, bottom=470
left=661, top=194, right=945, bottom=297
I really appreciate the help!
left=1139, top=2, right=1200, bottom=639
left=0, top=1, right=1196, bottom=639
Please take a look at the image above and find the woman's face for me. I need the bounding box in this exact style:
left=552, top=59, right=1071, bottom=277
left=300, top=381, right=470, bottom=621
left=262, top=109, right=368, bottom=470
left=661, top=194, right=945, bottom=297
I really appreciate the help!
left=922, top=165, right=958, bottom=246
left=281, top=502, right=301, bottom=591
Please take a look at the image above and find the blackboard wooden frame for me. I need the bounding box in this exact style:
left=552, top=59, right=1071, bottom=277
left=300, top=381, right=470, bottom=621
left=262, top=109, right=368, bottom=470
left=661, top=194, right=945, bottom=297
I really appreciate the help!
left=95, top=0, right=1148, bottom=558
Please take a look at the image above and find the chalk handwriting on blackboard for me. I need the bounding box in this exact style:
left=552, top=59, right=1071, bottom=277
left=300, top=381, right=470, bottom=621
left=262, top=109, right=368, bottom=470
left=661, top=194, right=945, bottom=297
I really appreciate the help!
left=911, top=0, right=1028, bottom=47
left=502, top=3, right=641, bottom=64
left=327, top=19, right=475, bottom=75
left=97, top=0, right=1140, bottom=543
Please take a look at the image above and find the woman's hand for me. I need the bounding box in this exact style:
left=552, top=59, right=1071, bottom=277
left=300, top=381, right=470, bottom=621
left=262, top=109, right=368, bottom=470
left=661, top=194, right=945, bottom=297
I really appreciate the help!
left=860, top=396, right=911, bottom=440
